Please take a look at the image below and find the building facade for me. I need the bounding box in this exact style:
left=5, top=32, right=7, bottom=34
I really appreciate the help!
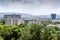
left=4, top=14, right=21, bottom=19
left=51, top=14, right=56, bottom=20
left=52, top=20, right=60, bottom=24
left=28, top=20, right=48, bottom=24
left=28, top=20, right=41, bottom=24
left=4, top=14, right=24, bottom=25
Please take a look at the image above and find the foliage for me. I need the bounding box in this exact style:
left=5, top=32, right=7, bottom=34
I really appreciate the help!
left=0, top=24, right=60, bottom=40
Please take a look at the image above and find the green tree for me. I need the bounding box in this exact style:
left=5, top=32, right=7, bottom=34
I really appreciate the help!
left=57, top=31, right=60, bottom=40
left=45, top=27, right=58, bottom=40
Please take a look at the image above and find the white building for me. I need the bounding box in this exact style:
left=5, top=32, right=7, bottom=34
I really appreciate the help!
left=52, top=20, right=60, bottom=23
left=52, top=20, right=60, bottom=22
left=28, top=20, right=48, bottom=24
left=28, top=20, right=41, bottom=24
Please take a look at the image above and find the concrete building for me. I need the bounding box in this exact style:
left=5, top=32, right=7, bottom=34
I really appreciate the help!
left=28, top=20, right=48, bottom=24
left=4, top=14, right=24, bottom=25
left=51, top=14, right=56, bottom=20
left=28, top=20, right=41, bottom=24
left=52, top=20, right=60, bottom=24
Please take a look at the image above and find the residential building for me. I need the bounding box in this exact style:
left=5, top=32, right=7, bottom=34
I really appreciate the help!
left=28, top=20, right=41, bottom=24
left=4, top=14, right=24, bottom=25
left=52, top=20, right=60, bottom=24
left=28, top=20, right=48, bottom=24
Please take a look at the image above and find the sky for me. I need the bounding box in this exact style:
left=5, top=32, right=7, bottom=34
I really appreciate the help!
left=0, top=0, right=60, bottom=15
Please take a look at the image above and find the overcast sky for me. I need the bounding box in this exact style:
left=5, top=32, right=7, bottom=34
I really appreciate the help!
left=0, top=0, right=60, bottom=15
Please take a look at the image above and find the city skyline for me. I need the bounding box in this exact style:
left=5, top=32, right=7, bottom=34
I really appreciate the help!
left=0, top=0, right=60, bottom=15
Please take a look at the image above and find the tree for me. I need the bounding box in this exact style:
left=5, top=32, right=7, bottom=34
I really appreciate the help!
left=0, top=36, right=3, bottom=40
left=45, top=27, right=58, bottom=40
left=0, top=23, right=60, bottom=40
left=57, top=31, right=60, bottom=40
left=30, top=24, right=44, bottom=40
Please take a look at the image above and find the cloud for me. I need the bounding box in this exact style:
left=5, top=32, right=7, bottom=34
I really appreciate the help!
left=0, top=0, right=60, bottom=7
left=0, top=0, right=60, bottom=15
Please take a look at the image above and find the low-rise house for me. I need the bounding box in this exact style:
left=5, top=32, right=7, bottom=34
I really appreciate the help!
left=28, top=20, right=48, bottom=24
left=38, top=20, right=48, bottom=24
left=28, top=20, right=41, bottom=24
left=52, top=20, right=60, bottom=24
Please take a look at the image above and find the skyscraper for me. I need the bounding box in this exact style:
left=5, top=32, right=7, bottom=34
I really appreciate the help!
left=51, top=14, right=56, bottom=20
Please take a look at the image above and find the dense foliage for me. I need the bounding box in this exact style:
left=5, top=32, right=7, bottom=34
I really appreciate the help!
left=0, top=24, right=60, bottom=40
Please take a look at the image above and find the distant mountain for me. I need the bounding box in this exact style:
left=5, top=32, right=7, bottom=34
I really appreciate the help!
left=0, top=12, right=51, bottom=20
left=0, top=12, right=34, bottom=20
left=56, top=15, right=60, bottom=19
left=36, top=15, right=50, bottom=18
left=0, top=13, right=4, bottom=17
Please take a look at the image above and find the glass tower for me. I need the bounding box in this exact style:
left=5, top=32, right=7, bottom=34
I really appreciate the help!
left=51, top=14, right=56, bottom=20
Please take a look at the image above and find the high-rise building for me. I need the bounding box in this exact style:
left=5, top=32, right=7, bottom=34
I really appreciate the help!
left=51, top=14, right=56, bottom=20
left=4, top=14, right=24, bottom=25
left=4, top=14, right=21, bottom=19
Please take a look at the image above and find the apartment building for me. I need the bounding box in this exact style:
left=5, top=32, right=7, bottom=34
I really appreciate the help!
left=4, top=14, right=24, bottom=25
left=28, top=20, right=48, bottom=24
